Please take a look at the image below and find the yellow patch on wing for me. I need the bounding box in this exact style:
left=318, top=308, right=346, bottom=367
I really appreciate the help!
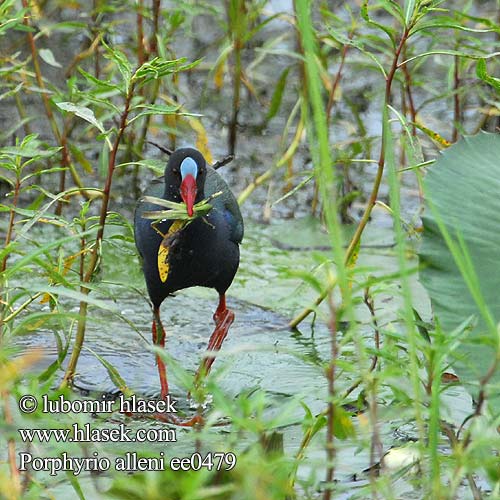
left=157, top=220, right=186, bottom=283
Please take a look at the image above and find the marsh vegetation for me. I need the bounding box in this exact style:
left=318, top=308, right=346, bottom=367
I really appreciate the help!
left=0, top=1, right=499, bottom=499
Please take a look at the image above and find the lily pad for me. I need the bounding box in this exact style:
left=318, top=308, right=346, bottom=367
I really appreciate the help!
left=420, top=132, right=500, bottom=414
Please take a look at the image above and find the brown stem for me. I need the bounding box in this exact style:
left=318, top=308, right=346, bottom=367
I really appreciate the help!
left=0, top=173, right=21, bottom=338
left=150, top=0, right=161, bottom=55
left=462, top=357, right=499, bottom=447
left=363, top=287, right=380, bottom=370
left=21, top=1, right=87, bottom=206
left=60, top=86, right=135, bottom=388
left=290, top=27, right=412, bottom=329
left=325, top=31, right=353, bottom=124
left=132, top=0, right=162, bottom=195
left=401, top=45, right=417, bottom=136
left=466, top=474, right=482, bottom=500
left=442, top=357, right=500, bottom=497
left=92, top=0, right=101, bottom=78
left=341, top=291, right=381, bottom=401
left=345, top=28, right=409, bottom=260
left=1, top=177, right=20, bottom=274
left=65, top=33, right=102, bottom=78
left=365, top=289, right=383, bottom=495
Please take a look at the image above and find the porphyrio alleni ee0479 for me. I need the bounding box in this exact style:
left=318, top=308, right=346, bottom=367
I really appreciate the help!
left=134, top=147, right=243, bottom=404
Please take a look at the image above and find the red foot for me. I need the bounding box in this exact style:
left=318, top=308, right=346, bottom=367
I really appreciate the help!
left=121, top=408, right=204, bottom=427
left=151, top=412, right=204, bottom=427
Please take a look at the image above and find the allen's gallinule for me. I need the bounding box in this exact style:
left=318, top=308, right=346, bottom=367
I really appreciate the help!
left=134, top=147, right=243, bottom=402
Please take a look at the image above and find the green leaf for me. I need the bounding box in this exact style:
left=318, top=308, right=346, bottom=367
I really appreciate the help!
left=0, top=175, right=15, bottom=187
left=21, top=166, right=67, bottom=184
left=78, top=67, right=121, bottom=92
left=476, top=58, right=500, bottom=92
left=361, top=0, right=397, bottom=44
left=65, top=471, right=86, bottom=500
left=38, top=48, right=62, bottom=68
left=333, top=405, right=355, bottom=440
left=420, top=132, right=500, bottom=414
left=116, top=159, right=164, bottom=175
left=265, top=67, right=290, bottom=122
left=140, top=195, right=187, bottom=210
left=411, top=16, right=497, bottom=35
left=132, top=57, right=200, bottom=86
left=243, top=11, right=283, bottom=43
left=102, top=42, right=132, bottom=90
left=69, top=143, right=93, bottom=174
left=57, top=102, right=113, bottom=150
left=402, top=50, right=500, bottom=66
left=0, top=134, right=60, bottom=160
left=133, top=103, right=181, bottom=114
left=128, top=103, right=189, bottom=124
left=98, top=139, right=109, bottom=178
left=2, top=228, right=94, bottom=280
left=10, top=311, right=78, bottom=337
left=327, top=26, right=387, bottom=78
left=84, top=346, right=132, bottom=396
left=403, top=0, right=416, bottom=26
left=56, top=102, right=105, bottom=134
left=0, top=2, right=24, bottom=36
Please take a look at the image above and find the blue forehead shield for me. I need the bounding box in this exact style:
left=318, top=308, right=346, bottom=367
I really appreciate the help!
left=180, top=157, right=198, bottom=180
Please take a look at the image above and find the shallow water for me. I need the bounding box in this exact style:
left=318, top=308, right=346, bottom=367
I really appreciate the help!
left=7, top=213, right=444, bottom=498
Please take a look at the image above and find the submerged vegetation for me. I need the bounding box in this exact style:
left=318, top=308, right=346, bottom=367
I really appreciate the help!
left=0, top=0, right=499, bottom=499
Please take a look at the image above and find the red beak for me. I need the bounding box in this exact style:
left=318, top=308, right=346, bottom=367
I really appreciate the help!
left=180, top=174, right=197, bottom=217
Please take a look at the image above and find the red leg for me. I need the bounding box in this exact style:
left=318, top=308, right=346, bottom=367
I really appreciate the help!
left=123, top=308, right=204, bottom=427
left=152, top=307, right=169, bottom=399
left=195, top=294, right=234, bottom=384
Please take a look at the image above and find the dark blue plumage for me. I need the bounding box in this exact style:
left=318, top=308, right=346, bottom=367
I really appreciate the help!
left=134, top=147, right=243, bottom=406
left=135, top=148, right=243, bottom=305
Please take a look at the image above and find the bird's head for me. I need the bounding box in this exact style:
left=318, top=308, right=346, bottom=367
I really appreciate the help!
left=164, top=148, right=207, bottom=217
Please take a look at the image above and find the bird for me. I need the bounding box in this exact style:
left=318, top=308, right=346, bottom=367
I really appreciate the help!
left=134, top=147, right=243, bottom=409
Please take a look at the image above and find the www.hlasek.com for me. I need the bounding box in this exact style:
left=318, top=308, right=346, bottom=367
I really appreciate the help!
left=17, top=393, right=236, bottom=476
